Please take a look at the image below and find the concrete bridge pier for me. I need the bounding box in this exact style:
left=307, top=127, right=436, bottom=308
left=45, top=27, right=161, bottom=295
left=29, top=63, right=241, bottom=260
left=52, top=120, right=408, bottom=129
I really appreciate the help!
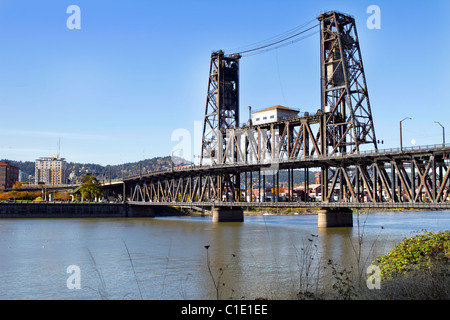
left=212, top=207, right=244, bottom=223
left=318, top=208, right=353, bottom=228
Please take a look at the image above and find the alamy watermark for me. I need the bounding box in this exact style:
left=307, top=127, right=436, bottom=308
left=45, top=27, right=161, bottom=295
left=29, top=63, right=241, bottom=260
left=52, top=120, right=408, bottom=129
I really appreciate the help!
left=366, top=264, right=381, bottom=290
left=367, top=5, right=381, bottom=30
left=170, top=120, right=203, bottom=168
left=67, top=5, right=81, bottom=30
left=170, top=121, right=280, bottom=174
left=66, top=265, right=81, bottom=290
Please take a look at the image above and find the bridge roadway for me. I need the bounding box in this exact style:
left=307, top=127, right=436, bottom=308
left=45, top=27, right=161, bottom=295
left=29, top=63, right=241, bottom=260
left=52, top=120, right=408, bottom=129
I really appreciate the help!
left=124, top=143, right=450, bottom=181
left=127, top=200, right=450, bottom=210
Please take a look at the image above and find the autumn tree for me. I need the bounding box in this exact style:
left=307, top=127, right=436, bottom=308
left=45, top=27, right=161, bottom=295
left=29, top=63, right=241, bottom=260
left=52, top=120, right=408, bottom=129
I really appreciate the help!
left=79, top=175, right=103, bottom=200
left=12, top=181, right=23, bottom=189
left=54, top=191, right=70, bottom=201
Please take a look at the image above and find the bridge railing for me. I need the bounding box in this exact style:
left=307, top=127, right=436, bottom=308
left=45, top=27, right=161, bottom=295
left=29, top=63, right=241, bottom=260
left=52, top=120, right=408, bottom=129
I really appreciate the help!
left=358, top=142, right=450, bottom=156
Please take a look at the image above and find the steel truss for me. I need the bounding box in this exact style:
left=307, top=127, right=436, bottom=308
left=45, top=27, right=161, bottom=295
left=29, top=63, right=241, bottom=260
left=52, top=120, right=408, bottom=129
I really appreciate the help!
left=125, top=12, right=450, bottom=206
left=128, top=148, right=450, bottom=205
left=319, top=11, right=378, bottom=156
left=321, top=153, right=450, bottom=203
left=200, top=50, right=241, bottom=165
left=219, top=114, right=323, bottom=165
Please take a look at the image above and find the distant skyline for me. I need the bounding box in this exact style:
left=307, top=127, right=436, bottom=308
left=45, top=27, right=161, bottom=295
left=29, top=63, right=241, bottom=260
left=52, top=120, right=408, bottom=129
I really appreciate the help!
left=0, top=0, right=449, bottom=165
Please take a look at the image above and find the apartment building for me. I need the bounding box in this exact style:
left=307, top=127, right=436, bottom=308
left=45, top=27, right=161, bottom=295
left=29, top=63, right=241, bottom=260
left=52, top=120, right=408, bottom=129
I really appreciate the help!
left=35, top=155, right=67, bottom=185
left=0, top=161, right=19, bottom=190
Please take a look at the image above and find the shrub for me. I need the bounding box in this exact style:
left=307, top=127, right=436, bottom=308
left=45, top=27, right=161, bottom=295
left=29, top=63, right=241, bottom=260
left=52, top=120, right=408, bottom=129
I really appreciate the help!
left=375, top=230, right=449, bottom=279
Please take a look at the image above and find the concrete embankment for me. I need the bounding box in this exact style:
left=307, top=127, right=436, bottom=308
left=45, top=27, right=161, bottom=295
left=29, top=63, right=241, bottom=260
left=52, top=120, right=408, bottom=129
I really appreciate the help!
left=0, top=202, right=159, bottom=218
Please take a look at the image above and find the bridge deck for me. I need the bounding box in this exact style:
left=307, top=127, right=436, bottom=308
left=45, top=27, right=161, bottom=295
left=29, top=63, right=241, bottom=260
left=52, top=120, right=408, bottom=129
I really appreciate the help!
left=128, top=201, right=450, bottom=210
left=116, top=144, right=450, bottom=210
left=123, top=143, right=450, bottom=181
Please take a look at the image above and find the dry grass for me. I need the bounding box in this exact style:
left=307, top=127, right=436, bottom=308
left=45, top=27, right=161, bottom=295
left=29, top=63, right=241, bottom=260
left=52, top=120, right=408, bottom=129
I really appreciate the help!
left=361, top=262, right=450, bottom=300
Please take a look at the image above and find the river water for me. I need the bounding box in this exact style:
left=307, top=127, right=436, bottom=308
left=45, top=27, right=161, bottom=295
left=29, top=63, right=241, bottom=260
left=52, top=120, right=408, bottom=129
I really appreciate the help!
left=0, top=211, right=449, bottom=300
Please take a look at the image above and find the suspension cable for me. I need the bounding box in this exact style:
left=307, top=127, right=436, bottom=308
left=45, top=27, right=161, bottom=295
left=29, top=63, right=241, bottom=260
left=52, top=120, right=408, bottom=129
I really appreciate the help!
left=227, top=18, right=317, bottom=53
left=227, top=21, right=320, bottom=56
left=242, top=29, right=319, bottom=57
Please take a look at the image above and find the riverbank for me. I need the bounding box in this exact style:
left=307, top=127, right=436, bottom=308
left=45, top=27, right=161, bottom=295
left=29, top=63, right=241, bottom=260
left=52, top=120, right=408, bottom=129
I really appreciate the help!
left=1, top=202, right=441, bottom=219
left=0, top=202, right=160, bottom=218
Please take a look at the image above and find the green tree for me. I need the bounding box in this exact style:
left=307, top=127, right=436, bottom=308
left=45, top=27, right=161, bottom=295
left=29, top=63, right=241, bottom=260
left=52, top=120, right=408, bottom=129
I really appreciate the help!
left=79, top=175, right=103, bottom=200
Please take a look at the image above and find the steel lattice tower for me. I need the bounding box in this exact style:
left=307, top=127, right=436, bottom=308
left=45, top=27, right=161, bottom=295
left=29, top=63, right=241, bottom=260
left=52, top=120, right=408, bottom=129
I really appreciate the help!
left=200, top=50, right=241, bottom=165
left=318, top=11, right=378, bottom=155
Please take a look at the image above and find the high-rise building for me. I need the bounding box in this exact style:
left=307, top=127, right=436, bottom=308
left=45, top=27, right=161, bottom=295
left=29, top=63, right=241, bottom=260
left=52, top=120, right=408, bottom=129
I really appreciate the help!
left=35, top=155, right=67, bottom=185
left=18, top=170, right=28, bottom=183
left=0, top=161, right=19, bottom=190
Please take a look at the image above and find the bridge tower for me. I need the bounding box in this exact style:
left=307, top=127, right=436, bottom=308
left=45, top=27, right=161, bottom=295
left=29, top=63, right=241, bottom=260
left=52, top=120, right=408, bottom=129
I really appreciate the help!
left=318, top=11, right=378, bottom=156
left=200, top=50, right=241, bottom=165
left=318, top=11, right=378, bottom=206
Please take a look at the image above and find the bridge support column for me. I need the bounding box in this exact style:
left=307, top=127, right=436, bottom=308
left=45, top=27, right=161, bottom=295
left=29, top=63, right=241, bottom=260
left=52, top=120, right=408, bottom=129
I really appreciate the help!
left=212, top=207, right=244, bottom=223
left=318, top=208, right=353, bottom=228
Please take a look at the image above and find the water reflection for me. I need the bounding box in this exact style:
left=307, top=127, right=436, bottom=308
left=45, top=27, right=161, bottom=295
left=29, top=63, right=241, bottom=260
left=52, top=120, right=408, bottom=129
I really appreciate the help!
left=0, top=211, right=448, bottom=299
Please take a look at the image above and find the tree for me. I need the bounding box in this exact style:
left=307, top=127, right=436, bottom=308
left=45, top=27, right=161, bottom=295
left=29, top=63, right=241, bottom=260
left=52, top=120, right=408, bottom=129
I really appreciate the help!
left=79, top=174, right=103, bottom=200
left=12, top=181, right=23, bottom=189
left=54, top=191, right=70, bottom=201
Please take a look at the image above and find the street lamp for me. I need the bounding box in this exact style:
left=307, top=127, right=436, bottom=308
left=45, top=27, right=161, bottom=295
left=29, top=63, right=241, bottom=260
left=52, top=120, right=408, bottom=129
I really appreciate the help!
left=400, top=117, right=411, bottom=152
left=434, top=121, right=445, bottom=148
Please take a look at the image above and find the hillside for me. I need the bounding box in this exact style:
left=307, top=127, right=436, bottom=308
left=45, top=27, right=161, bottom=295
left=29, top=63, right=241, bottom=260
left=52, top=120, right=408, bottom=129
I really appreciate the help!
left=3, top=157, right=318, bottom=186
left=4, top=156, right=189, bottom=181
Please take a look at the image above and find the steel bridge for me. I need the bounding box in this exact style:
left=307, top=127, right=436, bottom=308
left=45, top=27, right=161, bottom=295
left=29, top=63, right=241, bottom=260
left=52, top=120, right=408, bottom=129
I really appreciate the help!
left=117, top=11, right=450, bottom=226
left=124, top=143, right=450, bottom=209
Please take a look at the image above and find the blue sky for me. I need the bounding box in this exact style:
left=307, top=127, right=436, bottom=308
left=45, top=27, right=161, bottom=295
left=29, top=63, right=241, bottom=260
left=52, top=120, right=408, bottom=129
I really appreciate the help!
left=0, top=0, right=449, bottom=165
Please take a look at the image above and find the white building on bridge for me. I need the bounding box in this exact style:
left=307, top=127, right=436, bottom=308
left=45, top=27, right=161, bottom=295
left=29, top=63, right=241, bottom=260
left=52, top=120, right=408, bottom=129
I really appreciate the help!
left=251, top=105, right=299, bottom=125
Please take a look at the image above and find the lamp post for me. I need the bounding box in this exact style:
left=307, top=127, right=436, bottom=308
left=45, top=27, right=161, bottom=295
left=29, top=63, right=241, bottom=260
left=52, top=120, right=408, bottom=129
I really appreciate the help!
left=400, top=117, right=411, bottom=152
left=434, top=121, right=445, bottom=148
